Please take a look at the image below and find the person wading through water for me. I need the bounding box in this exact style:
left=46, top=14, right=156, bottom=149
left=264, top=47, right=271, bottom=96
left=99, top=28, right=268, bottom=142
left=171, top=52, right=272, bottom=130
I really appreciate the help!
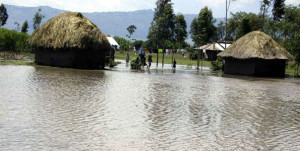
left=126, top=53, right=130, bottom=63
left=148, top=52, right=153, bottom=68
left=173, top=59, right=177, bottom=68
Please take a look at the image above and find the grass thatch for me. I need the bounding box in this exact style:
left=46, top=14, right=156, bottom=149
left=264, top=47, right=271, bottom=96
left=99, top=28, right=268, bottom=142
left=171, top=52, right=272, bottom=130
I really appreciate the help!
left=218, top=31, right=294, bottom=60
left=29, top=12, right=110, bottom=50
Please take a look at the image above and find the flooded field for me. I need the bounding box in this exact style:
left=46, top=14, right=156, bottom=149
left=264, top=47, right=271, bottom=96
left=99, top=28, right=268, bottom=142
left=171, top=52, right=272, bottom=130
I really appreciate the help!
left=0, top=64, right=299, bottom=151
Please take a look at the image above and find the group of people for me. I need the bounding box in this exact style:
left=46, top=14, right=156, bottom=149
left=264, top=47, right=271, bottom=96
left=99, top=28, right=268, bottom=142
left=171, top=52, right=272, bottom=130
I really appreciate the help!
left=126, top=51, right=177, bottom=69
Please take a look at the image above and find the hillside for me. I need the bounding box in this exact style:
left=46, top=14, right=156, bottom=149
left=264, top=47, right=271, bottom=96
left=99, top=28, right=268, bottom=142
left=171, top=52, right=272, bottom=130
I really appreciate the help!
left=3, top=4, right=223, bottom=40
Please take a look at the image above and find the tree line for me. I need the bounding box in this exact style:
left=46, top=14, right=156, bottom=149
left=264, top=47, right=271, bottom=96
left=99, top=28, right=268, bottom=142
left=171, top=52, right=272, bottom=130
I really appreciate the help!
left=0, top=3, right=45, bottom=52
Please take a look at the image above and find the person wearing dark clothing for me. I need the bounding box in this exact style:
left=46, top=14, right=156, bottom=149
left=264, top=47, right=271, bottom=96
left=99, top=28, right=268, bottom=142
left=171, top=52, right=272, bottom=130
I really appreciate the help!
left=126, top=53, right=130, bottom=63
left=140, top=52, right=147, bottom=66
left=173, top=59, right=177, bottom=68
left=148, top=53, right=153, bottom=68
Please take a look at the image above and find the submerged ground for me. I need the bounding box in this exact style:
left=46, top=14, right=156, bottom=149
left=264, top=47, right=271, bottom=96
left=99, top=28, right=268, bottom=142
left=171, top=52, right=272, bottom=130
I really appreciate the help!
left=0, top=61, right=299, bottom=150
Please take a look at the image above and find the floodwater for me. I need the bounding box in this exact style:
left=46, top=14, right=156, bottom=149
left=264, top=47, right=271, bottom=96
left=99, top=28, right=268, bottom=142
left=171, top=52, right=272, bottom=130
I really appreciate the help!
left=0, top=62, right=299, bottom=151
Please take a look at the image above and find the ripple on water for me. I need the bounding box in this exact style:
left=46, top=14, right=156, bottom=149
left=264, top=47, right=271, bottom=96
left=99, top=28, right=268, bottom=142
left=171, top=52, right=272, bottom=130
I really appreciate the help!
left=0, top=65, right=299, bottom=150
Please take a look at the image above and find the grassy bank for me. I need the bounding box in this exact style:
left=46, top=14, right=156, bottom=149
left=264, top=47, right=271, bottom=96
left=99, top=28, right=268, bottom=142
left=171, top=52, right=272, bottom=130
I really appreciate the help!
left=0, top=51, right=35, bottom=65
left=0, top=50, right=298, bottom=77
left=115, top=50, right=211, bottom=67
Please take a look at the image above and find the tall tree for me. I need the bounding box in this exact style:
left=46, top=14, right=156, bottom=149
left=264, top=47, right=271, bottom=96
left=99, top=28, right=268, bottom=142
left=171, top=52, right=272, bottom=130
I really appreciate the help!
left=147, top=0, right=175, bottom=48
left=237, top=18, right=252, bottom=38
left=190, top=7, right=216, bottom=46
left=227, top=12, right=263, bottom=40
left=273, top=0, right=285, bottom=21
left=174, top=13, right=187, bottom=48
left=0, top=3, right=8, bottom=27
left=126, top=25, right=137, bottom=39
left=33, top=8, right=45, bottom=30
left=21, top=20, right=29, bottom=33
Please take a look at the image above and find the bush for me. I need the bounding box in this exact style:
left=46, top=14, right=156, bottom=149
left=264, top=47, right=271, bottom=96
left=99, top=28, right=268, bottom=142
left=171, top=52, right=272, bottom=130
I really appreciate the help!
left=130, top=57, right=141, bottom=70
left=211, top=57, right=223, bottom=71
left=108, top=59, right=121, bottom=68
left=0, top=28, right=31, bottom=52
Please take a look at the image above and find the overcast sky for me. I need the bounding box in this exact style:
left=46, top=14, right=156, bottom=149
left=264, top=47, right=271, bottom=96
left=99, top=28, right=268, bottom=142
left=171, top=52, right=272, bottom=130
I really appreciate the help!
left=1, top=0, right=299, bottom=17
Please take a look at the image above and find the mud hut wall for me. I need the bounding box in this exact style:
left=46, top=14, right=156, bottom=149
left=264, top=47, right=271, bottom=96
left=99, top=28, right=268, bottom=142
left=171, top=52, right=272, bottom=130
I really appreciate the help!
left=35, top=46, right=106, bottom=68
left=35, top=48, right=76, bottom=67
left=224, top=58, right=255, bottom=76
left=224, top=58, right=286, bottom=77
left=73, top=46, right=106, bottom=69
left=254, top=59, right=286, bottom=77
left=206, top=50, right=221, bottom=61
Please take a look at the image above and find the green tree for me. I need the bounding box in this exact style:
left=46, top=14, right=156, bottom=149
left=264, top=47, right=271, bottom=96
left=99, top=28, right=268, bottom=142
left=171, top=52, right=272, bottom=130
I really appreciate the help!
left=148, top=0, right=175, bottom=48
left=174, top=13, right=187, bottom=48
left=190, top=7, right=216, bottom=46
left=33, top=8, right=45, bottom=30
left=273, top=0, right=285, bottom=21
left=133, top=40, right=144, bottom=50
left=227, top=12, right=263, bottom=40
left=114, top=36, right=131, bottom=51
left=126, top=25, right=137, bottom=39
left=0, top=3, right=8, bottom=27
left=260, top=0, right=286, bottom=21
left=237, top=18, right=252, bottom=38
left=21, top=20, right=29, bottom=33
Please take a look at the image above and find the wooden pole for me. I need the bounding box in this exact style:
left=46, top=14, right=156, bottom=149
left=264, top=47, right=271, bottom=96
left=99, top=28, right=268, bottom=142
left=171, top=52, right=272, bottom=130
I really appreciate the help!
left=197, top=49, right=200, bottom=69
left=171, top=46, right=174, bottom=64
left=156, top=52, right=159, bottom=67
left=162, top=50, right=165, bottom=68
left=156, top=45, right=159, bottom=67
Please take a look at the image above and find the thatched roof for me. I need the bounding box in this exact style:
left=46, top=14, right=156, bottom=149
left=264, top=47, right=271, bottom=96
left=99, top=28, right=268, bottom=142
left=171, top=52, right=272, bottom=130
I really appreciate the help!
left=29, top=12, right=110, bottom=49
left=218, top=31, right=294, bottom=60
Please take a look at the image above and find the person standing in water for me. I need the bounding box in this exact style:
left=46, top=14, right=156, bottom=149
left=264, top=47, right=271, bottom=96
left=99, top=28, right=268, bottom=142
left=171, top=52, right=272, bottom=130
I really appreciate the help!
left=148, top=52, right=153, bottom=68
left=173, top=59, right=177, bottom=68
left=126, top=53, right=130, bottom=63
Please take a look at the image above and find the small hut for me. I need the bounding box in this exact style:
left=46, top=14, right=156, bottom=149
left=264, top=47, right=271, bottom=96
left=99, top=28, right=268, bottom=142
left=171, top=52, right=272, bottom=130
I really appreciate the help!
left=106, top=35, right=120, bottom=50
left=196, top=42, right=231, bottom=61
left=218, top=31, right=294, bottom=77
left=30, top=12, right=111, bottom=69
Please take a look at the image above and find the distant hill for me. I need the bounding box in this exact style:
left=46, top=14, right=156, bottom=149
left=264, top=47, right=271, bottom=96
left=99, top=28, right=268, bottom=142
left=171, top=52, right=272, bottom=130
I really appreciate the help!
left=3, top=4, right=224, bottom=41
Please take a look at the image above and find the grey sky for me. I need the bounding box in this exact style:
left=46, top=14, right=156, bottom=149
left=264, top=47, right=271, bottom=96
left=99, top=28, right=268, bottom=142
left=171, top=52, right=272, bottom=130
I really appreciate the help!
left=1, top=0, right=299, bottom=17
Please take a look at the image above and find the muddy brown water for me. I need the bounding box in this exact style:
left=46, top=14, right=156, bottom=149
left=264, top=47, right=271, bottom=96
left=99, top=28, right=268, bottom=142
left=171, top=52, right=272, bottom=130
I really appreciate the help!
left=0, top=64, right=299, bottom=151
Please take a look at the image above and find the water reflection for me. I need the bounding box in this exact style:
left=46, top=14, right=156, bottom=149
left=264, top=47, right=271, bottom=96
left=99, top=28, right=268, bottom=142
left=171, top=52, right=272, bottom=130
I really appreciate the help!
left=0, top=65, right=299, bottom=150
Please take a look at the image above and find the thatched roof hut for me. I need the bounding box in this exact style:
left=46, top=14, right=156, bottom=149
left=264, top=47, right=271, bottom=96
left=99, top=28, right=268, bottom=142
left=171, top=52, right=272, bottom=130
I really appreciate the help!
left=218, top=31, right=294, bottom=60
left=30, top=12, right=111, bottom=69
left=218, top=31, right=294, bottom=77
left=195, top=42, right=231, bottom=61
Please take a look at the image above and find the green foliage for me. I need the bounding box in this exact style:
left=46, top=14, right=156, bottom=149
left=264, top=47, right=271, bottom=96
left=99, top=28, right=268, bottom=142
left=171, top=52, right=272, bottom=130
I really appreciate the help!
left=114, top=36, right=131, bottom=51
left=108, top=59, right=119, bottom=68
left=273, top=0, right=285, bottom=21
left=237, top=18, right=252, bottom=38
left=133, top=40, right=144, bottom=50
left=130, top=57, right=142, bottom=70
left=190, top=7, right=216, bottom=46
left=227, top=12, right=263, bottom=40
left=211, top=57, right=223, bottom=71
left=21, top=20, right=29, bottom=33
left=0, top=4, right=8, bottom=27
left=127, top=25, right=137, bottom=39
left=148, top=0, right=175, bottom=48
left=33, top=8, right=45, bottom=30
left=174, top=14, right=187, bottom=45
left=0, top=28, right=31, bottom=52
